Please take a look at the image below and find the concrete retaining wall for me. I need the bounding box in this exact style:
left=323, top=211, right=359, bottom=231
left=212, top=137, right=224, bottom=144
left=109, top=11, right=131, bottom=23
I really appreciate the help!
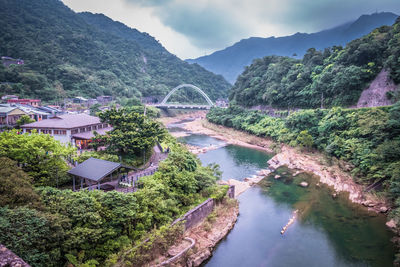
left=173, top=185, right=236, bottom=230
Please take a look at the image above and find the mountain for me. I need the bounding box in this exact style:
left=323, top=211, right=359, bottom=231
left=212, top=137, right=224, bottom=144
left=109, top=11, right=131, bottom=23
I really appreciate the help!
left=187, top=12, right=399, bottom=83
left=228, top=17, right=400, bottom=109
left=0, top=0, right=231, bottom=103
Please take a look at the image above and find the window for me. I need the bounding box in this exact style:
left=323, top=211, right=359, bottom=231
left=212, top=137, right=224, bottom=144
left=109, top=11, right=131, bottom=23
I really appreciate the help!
left=41, top=129, right=51, bottom=134
left=80, top=127, right=86, bottom=133
left=98, top=124, right=103, bottom=129
left=71, top=129, right=78, bottom=134
left=54, top=130, right=67, bottom=135
left=26, top=129, right=32, bottom=133
left=87, top=126, right=91, bottom=131
left=103, top=123, right=108, bottom=128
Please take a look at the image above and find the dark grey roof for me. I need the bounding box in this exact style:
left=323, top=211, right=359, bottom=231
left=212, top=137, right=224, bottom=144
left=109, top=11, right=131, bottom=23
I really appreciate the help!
left=72, top=127, right=112, bottom=140
left=68, top=157, right=121, bottom=182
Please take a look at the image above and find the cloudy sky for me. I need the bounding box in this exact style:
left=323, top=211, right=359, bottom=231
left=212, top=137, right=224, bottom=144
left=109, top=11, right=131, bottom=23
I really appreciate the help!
left=62, top=0, right=400, bottom=59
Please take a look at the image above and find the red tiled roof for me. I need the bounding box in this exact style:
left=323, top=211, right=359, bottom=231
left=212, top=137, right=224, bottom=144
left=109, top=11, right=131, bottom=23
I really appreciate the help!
left=7, top=99, right=41, bottom=102
left=21, top=114, right=102, bottom=129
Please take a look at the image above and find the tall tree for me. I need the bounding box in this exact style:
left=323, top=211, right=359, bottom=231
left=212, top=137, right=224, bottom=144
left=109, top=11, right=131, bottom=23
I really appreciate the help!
left=97, top=108, right=166, bottom=157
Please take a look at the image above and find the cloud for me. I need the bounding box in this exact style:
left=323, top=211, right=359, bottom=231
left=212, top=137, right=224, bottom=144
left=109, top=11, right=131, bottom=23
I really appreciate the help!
left=125, top=0, right=250, bottom=49
left=64, top=0, right=400, bottom=58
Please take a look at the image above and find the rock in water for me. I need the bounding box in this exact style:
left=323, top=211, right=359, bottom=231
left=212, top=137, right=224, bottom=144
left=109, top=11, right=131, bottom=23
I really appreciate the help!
left=380, top=206, right=388, bottom=213
left=299, top=181, right=309, bottom=187
left=386, top=219, right=396, bottom=229
left=274, top=175, right=281, bottom=179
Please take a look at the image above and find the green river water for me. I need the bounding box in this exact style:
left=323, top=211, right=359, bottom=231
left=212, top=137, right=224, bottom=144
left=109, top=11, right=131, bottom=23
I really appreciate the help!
left=174, top=124, right=395, bottom=267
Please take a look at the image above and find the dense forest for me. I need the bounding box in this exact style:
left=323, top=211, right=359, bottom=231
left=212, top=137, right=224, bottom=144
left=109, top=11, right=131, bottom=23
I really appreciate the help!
left=207, top=105, right=400, bottom=253
left=0, top=0, right=231, bottom=104
left=229, top=17, right=400, bottom=108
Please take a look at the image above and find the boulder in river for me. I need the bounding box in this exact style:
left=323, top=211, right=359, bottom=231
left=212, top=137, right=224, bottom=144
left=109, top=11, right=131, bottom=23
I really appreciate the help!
left=386, top=219, right=397, bottom=229
left=299, top=181, right=309, bottom=187
left=380, top=206, right=389, bottom=213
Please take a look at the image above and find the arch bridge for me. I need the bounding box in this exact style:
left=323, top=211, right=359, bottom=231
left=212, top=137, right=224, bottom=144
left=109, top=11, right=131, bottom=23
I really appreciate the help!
left=154, top=84, right=214, bottom=110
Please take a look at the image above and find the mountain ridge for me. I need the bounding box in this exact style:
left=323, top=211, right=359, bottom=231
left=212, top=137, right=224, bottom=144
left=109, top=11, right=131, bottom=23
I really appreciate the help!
left=0, top=0, right=231, bottom=103
left=187, top=12, right=399, bottom=83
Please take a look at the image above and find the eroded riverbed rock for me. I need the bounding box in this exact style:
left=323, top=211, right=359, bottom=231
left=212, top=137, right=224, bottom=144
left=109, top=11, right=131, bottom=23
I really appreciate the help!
left=299, top=181, right=309, bottom=187
left=386, top=219, right=397, bottom=229
left=267, top=145, right=389, bottom=213
left=380, top=206, right=389, bottom=213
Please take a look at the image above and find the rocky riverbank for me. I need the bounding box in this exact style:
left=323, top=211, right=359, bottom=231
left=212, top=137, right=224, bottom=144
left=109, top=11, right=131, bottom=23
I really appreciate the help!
left=152, top=200, right=239, bottom=267
left=267, top=145, right=390, bottom=214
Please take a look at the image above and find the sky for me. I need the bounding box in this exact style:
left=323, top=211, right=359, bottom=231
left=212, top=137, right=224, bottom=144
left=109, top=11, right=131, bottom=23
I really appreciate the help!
left=62, top=0, right=400, bottom=59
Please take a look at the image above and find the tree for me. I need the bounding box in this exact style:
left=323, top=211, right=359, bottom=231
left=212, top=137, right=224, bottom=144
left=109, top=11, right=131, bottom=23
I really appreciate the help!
left=0, top=157, right=41, bottom=208
left=296, top=130, right=314, bottom=150
left=0, top=130, right=75, bottom=186
left=97, top=108, right=166, bottom=157
left=16, top=115, right=35, bottom=127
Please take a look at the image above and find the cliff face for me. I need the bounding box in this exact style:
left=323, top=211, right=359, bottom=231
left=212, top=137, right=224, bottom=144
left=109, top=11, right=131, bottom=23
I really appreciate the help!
left=356, top=69, right=398, bottom=108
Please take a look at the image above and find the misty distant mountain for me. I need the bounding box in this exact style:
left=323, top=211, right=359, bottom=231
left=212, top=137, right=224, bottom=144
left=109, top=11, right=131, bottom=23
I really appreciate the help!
left=187, top=12, right=399, bottom=83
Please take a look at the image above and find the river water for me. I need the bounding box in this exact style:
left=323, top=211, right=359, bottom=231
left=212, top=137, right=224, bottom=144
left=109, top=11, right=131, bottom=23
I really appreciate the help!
left=173, top=122, right=395, bottom=267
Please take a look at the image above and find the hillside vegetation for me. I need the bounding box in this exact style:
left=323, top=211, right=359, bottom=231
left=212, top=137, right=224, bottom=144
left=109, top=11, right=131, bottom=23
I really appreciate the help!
left=229, top=17, right=400, bottom=108
left=0, top=0, right=230, bottom=103
left=187, top=12, right=398, bottom=83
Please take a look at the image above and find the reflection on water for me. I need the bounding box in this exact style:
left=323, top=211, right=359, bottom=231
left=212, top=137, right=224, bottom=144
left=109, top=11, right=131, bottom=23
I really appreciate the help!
left=181, top=134, right=272, bottom=181
left=170, top=125, right=395, bottom=267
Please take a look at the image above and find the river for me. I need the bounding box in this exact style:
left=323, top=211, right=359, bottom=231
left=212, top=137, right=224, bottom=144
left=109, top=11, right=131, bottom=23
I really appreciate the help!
left=171, top=121, right=395, bottom=267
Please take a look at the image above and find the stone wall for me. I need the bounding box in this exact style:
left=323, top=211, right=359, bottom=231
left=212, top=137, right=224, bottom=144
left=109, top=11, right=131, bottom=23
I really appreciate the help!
left=173, top=198, right=215, bottom=230
left=0, top=244, right=30, bottom=266
left=173, top=185, right=236, bottom=230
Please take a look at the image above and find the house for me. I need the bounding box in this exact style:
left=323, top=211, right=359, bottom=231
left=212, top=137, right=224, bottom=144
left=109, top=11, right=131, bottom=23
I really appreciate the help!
left=215, top=98, right=229, bottom=107
left=0, top=105, right=27, bottom=127
left=7, top=99, right=41, bottom=107
left=1, top=95, right=18, bottom=100
left=21, top=113, right=112, bottom=148
left=1, top=56, right=24, bottom=67
left=73, top=96, right=88, bottom=104
left=36, top=105, right=63, bottom=116
left=0, top=104, right=51, bottom=128
left=97, top=95, right=113, bottom=104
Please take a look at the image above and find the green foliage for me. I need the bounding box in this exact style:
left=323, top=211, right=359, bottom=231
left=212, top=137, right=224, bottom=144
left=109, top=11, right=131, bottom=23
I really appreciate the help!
left=109, top=223, right=184, bottom=266
left=0, top=157, right=41, bottom=208
left=16, top=114, right=35, bottom=127
left=0, top=206, right=64, bottom=267
left=96, top=108, right=166, bottom=157
left=296, top=130, right=314, bottom=150
left=0, top=130, right=75, bottom=186
left=0, top=0, right=230, bottom=103
left=229, top=20, right=400, bottom=108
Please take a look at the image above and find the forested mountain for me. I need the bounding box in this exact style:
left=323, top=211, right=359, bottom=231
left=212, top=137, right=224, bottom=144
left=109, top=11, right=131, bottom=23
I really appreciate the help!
left=187, top=12, right=398, bottom=83
left=229, top=17, right=400, bottom=109
left=0, top=0, right=231, bottom=103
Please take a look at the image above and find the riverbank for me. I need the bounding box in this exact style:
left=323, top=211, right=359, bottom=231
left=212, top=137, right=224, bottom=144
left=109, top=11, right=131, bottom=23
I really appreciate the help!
left=162, top=113, right=391, bottom=215
left=152, top=199, right=239, bottom=266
